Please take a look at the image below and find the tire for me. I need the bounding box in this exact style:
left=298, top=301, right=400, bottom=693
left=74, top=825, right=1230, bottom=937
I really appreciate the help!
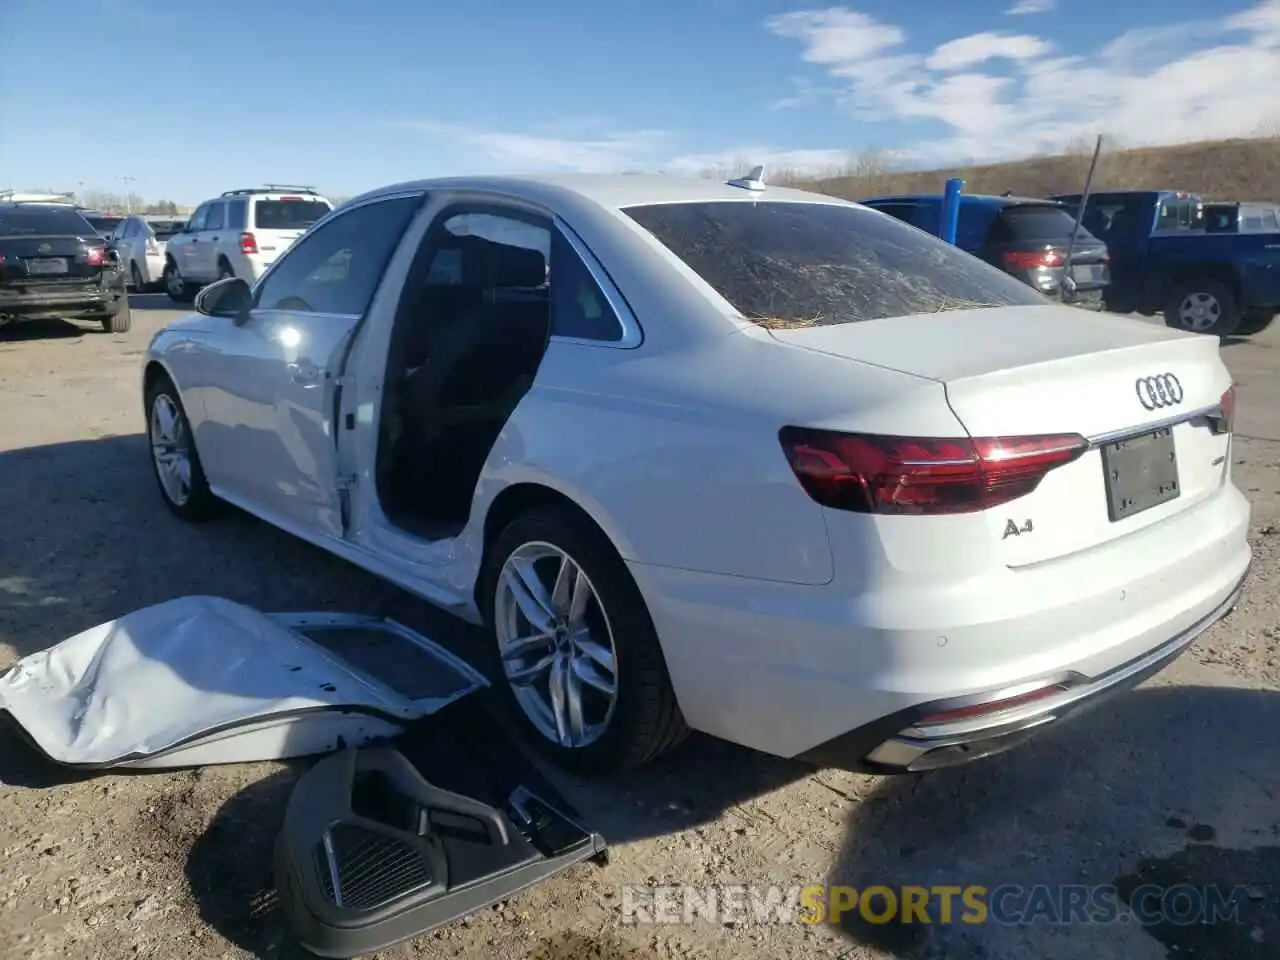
left=164, top=259, right=194, bottom=304
left=145, top=374, right=220, bottom=521
left=1163, top=278, right=1241, bottom=337
left=478, top=504, right=689, bottom=775
left=101, top=295, right=132, bottom=333
left=1236, top=310, right=1276, bottom=337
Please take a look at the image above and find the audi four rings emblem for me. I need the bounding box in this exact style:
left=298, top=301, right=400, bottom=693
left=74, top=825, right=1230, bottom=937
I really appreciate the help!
left=1135, top=373, right=1184, bottom=410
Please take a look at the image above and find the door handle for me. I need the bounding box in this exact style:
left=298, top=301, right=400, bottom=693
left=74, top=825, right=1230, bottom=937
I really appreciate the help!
left=288, top=362, right=320, bottom=384
left=211, top=236, right=219, bottom=241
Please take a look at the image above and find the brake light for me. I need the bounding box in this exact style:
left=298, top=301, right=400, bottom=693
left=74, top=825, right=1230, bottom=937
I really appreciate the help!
left=1003, top=249, right=1064, bottom=269
left=84, top=246, right=106, bottom=265
left=779, top=428, right=1089, bottom=515
left=279, top=196, right=302, bottom=202
left=239, top=231, right=258, bottom=254
left=1218, top=385, right=1236, bottom=434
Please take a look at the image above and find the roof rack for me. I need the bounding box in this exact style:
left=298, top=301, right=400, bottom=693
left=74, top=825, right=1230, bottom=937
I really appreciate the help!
left=221, top=184, right=319, bottom=197
left=0, top=190, right=77, bottom=204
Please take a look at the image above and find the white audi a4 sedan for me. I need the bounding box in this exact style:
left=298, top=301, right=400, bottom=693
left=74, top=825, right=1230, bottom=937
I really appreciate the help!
left=142, top=172, right=1252, bottom=775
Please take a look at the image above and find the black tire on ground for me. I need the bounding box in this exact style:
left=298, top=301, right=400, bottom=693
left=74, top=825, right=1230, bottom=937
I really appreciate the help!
left=130, top=262, right=144, bottom=292
left=164, top=259, right=195, bottom=304
left=1236, top=310, right=1277, bottom=337
left=478, top=504, right=689, bottom=775
left=1163, top=278, right=1242, bottom=337
left=144, top=373, right=220, bottom=522
left=101, top=295, right=132, bottom=333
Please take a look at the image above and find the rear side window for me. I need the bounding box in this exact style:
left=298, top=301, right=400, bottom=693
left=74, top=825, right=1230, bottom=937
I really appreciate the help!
left=149, top=220, right=184, bottom=240
left=85, top=216, right=123, bottom=236
left=0, top=206, right=97, bottom=235
left=254, top=199, right=331, bottom=230
left=990, top=205, right=1091, bottom=242
left=622, top=200, right=1045, bottom=328
left=225, top=199, right=247, bottom=230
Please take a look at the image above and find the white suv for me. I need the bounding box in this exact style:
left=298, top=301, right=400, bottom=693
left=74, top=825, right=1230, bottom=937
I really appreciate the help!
left=162, top=185, right=333, bottom=302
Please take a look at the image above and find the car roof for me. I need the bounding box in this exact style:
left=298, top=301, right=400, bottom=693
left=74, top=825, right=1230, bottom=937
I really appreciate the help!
left=0, top=202, right=88, bottom=212
left=862, top=193, right=1062, bottom=208
left=349, top=173, right=855, bottom=214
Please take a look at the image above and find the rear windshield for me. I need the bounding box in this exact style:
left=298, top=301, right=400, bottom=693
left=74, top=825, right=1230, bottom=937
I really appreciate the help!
left=254, top=199, right=331, bottom=230
left=0, top=206, right=97, bottom=236
left=621, top=200, right=1046, bottom=327
left=84, top=216, right=123, bottom=235
left=148, top=220, right=184, bottom=240
left=993, top=204, right=1095, bottom=242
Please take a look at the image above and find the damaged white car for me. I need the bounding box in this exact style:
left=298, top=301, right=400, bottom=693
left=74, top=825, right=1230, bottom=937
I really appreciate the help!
left=140, top=171, right=1251, bottom=775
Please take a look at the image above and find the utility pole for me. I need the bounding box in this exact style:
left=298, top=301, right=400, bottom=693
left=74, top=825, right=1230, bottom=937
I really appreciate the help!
left=121, top=176, right=136, bottom=213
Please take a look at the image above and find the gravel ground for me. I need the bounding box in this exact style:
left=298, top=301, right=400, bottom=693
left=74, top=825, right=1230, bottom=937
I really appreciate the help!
left=1, top=299, right=1278, bottom=960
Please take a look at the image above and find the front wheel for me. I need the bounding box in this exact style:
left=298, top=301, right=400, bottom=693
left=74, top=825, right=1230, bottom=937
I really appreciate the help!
left=164, top=260, right=194, bottom=304
left=479, top=505, right=688, bottom=775
left=1163, top=278, right=1241, bottom=337
left=101, top=295, right=132, bottom=333
left=145, top=375, right=219, bottom=521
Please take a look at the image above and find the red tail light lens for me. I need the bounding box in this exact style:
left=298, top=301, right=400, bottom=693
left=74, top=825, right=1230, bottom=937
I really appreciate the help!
left=779, top=428, right=1089, bottom=515
left=239, top=231, right=258, bottom=254
left=1218, top=385, right=1236, bottom=434
left=1003, top=250, right=1064, bottom=269
left=84, top=246, right=106, bottom=265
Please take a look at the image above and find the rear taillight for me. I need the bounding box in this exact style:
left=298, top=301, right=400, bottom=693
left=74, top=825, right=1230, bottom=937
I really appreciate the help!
left=0, top=253, right=6, bottom=266
left=779, top=428, right=1089, bottom=515
left=239, top=231, right=258, bottom=254
left=1003, top=249, right=1064, bottom=269
left=84, top=246, right=106, bottom=265
left=1218, top=385, right=1236, bottom=434
left=279, top=195, right=302, bottom=202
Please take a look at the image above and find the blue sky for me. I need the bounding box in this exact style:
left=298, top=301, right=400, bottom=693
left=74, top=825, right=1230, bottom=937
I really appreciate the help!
left=2, top=0, right=1277, bottom=204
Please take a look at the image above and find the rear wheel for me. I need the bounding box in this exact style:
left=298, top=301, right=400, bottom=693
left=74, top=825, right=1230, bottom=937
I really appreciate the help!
left=479, top=505, right=688, bottom=775
left=130, top=262, right=145, bottom=292
left=164, top=259, right=194, bottom=304
left=145, top=375, right=219, bottom=521
left=101, top=295, right=132, bottom=333
left=1163, top=278, right=1241, bottom=337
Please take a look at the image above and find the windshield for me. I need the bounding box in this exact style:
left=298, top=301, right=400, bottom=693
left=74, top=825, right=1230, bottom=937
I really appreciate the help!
left=622, top=200, right=1046, bottom=328
left=254, top=199, right=330, bottom=230
left=84, top=216, right=123, bottom=235
left=0, top=206, right=98, bottom=236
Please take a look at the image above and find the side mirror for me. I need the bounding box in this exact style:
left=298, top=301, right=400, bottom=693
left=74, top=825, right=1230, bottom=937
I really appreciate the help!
left=195, top=276, right=253, bottom=319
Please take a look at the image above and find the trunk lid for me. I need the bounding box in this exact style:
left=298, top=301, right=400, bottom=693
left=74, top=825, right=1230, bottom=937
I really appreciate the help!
left=771, top=305, right=1233, bottom=565
left=0, top=235, right=107, bottom=283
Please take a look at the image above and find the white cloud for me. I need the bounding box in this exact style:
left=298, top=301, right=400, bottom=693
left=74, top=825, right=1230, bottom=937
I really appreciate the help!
left=384, top=119, right=849, bottom=178
left=925, top=32, right=1053, bottom=71
left=1006, top=0, right=1055, bottom=14
left=767, top=1, right=1280, bottom=163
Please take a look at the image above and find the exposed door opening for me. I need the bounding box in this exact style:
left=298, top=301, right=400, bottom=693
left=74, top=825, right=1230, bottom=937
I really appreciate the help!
left=376, top=209, right=553, bottom=541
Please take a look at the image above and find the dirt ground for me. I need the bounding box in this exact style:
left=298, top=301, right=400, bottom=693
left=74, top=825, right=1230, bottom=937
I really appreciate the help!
left=1, top=298, right=1278, bottom=960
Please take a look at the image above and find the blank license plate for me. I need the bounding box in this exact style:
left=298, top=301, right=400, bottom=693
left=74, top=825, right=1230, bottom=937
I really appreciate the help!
left=25, top=258, right=67, bottom=275
left=1071, top=264, right=1105, bottom=284
left=1101, top=427, right=1180, bottom=522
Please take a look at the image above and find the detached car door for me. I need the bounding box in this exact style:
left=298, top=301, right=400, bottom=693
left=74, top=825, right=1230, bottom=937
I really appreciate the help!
left=198, top=192, right=426, bottom=538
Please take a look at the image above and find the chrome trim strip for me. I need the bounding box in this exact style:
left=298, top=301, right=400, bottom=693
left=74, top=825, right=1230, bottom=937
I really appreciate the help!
left=866, top=561, right=1250, bottom=769
left=1086, top=403, right=1222, bottom=448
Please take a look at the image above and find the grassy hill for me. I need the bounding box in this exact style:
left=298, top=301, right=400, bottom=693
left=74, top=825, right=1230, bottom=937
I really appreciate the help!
left=789, top=136, right=1280, bottom=203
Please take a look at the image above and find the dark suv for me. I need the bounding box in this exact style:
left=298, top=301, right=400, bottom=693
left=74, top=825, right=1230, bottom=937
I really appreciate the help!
left=0, top=203, right=132, bottom=333
left=859, top=194, right=1111, bottom=308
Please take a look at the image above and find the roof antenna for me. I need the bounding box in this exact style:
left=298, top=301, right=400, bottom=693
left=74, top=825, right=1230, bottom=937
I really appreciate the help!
left=727, top=164, right=767, bottom=192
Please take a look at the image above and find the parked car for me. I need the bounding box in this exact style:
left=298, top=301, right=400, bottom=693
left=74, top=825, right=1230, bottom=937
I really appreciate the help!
left=110, top=214, right=186, bottom=292
left=859, top=194, right=1111, bottom=308
left=1051, top=190, right=1280, bottom=336
left=162, top=184, right=333, bottom=303
left=142, top=173, right=1250, bottom=775
left=0, top=201, right=132, bottom=333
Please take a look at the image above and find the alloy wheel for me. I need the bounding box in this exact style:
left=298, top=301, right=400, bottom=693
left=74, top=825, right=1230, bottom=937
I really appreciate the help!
left=165, top=264, right=184, bottom=298
left=150, top=393, right=193, bottom=507
left=1177, top=292, right=1221, bottom=332
left=494, top=542, right=619, bottom=748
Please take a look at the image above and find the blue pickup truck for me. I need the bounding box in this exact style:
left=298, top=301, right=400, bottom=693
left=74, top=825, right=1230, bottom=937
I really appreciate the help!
left=1051, top=190, right=1280, bottom=336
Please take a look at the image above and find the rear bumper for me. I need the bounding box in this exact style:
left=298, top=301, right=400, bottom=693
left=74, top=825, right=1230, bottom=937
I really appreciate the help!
left=816, top=562, right=1249, bottom=772
left=629, top=483, right=1252, bottom=766
left=0, top=284, right=119, bottom=320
